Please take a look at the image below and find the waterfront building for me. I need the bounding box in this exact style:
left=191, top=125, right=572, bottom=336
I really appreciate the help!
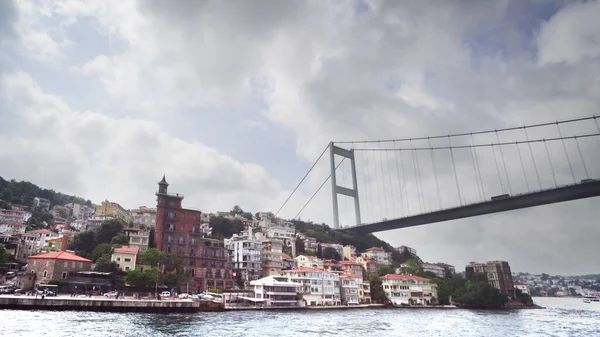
left=343, top=245, right=356, bottom=260
left=281, top=253, right=296, bottom=270
left=154, top=176, right=233, bottom=292
left=130, top=206, right=157, bottom=228
left=514, top=282, right=530, bottom=295
left=295, top=255, right=324, bottom=270
left=123, top=228, right=150, bottom=252
left=282, top=267, right=341, bottom=306
left=395, top=245, right=417, bottom=256
left=359, top=279, right=372, bottom=304
left=340, top=274, right=359, bottom=305
left=95, top=200, right=130, bottom=222
left=16, top=232, right=41, bottom=260
left=27, top=238, right=92, bottom=284
left=33, top=197, right=51, bottom=211
left=340, top=260, right=364, bottom=275
left=422, top=262, right=446, bottom=278
left=468, top=261, right=515, bottom=297
left=250, top=275, right=302, bottom=307
left=361, top=247, right=392, bottom=266
left=111, top=245, right=139, bottom=271
left=261, top=239, right=283, bottom=277
left=381, top=274, right=438, bottom=305
left=225, top=227, right=261, bottom=284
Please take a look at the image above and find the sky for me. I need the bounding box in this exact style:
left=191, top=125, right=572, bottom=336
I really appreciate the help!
left=1, top=0, right=599, bottom=275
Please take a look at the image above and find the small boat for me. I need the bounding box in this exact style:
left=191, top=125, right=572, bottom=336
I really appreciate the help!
left=582, top=295, right=599, bottom=303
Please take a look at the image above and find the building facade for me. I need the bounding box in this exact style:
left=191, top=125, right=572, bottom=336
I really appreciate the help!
left=111, top=245, right=139, bottom=271
left=123, top=228, right=150, bottom=252
left=361, top=247, right=392, bottom=266
left=27, top=251, right=93, bottom=284
left=282, top=267, right=341, bottom=306
left=33, top=197, right=51, bottom=212
left=340, top=274, right=359, bottom=305
left=343, top=245, right=356, bottom=260
left=0, top=209, right=32, bottom=223
left=261, top=239, right=283, bottom=277
left=225, top=227, right=261, bottom=284
left=131, top=206, right=157, bottom=228
left=381, top=274, right=438, bottom=305
left=422, top=263, right=446, bottom=278
left=468, top=261, right=515, bottom=297
left=395, top=245, right=417, bottom=256
left=295, top=255, right=324, bottom=270
left=514, top=282, right=530, bottom=295
left=250, top=276, right=301, bottom=307
left=95, top=200, right=130, bottom=222
left=154, top=176, right=233, bottom=292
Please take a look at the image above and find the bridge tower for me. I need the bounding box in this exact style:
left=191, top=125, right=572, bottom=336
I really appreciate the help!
left=329, top=142, right=361, bottom=229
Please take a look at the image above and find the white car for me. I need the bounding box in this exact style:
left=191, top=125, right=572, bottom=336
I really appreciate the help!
left=160, top=291, right=171, bottom=298
left=104, top=291, right=118, bottom=297
left=178, top=293, right=189, bottom=299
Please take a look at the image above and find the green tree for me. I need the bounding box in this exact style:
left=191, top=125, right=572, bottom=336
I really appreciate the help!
left=541, top=273, right=550, bottom=281
left=305, top=249, right=315, bottom=256
left=140, top=248, right=166, bottom=267
left=69, top=230, right=97, bottom=258
left=110, top=232, right=129, bottom=246
left=401, top=258, right=423, bottom=275
left=0, top=244, right=11, bottom=264
left=94, top=254, right=120, bottom=273
left=368, top=272, right=387, bottom=303
left=230, top=205, right=244, bottom=215
left=0, top=199, right=11, bottom=210
left=374, top=264, right=394, bottom=277
left=96, top=219, right=125, bottom=244
left=163, top=271, right=185, bottom=290
left=316, top=244, right=323, bottom=258
left=91, top=243, right=113, bottom=262
left=295, top=237, right=305, bottom=254
left=241, top=212, right=253, bottom=220
left=322, top=247, right=342, bottom=261
left=125, top=268, right=158, bottom=288
left=209, top=216, right=244, bottom=238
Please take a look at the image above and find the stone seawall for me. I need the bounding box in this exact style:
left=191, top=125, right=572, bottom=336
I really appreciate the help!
left=0, top=297, right=224, bottom=313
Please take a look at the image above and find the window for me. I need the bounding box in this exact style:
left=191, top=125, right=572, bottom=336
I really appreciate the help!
left=180, top=224, right=184, bottom=231
left=62, top=272, right=67, bottom=279
left=167, top=235, right=172, bottom=243
left=64, top=261, right=68, bottom=268
left=178, top=237, right=184, bottom=244
left=43, top=270, right=47, bottom=278
left=167, top=246, right=171, bottom=253
left=125, top=266, right=130, bottom=271
left=169, top=201, right=174, bottom=206
left=168, top=224, right=175, bottom=231
left=117, top=257, right=121, bottom=261
left=168, top=212, right=176, bottom=219
left=124, top=258, right=131, bottom=262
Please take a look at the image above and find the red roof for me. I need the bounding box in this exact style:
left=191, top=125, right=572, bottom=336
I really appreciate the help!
left=283, top=267, right=329, bottom=273
left=281, top=253, right=292, bottom=260
left=340, top=273, right=362, bottom=279
left=113, top=245, right=140, bottom=254
left=366, top=247, right=385, bottom=252
left=340, top=261, right=362, bottom=266
left=380, top=274, right=429, bottom=281
left=28, top=251, right=92, bottom=263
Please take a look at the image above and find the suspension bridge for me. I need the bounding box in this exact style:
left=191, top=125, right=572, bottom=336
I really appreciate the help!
left=276, top=115, right=600, bottom=234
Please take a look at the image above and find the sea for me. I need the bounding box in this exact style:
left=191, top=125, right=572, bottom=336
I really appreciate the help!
left=0, top=297, right=598, bottom=336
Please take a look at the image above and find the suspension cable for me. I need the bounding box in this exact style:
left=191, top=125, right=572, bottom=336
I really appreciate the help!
left=428, top=138, right=443, bottom=209
left=378, top=148, right=389, bottom=219
left=524, top=128, right=542, bottom=190
left=574, top=136, right=590, bottom=180
left=492, top=144, right=505, bottom=194
left=410, top=142, right=423, bottom=214
left=399, top=149, right=409, bottom=215
left=448, top=136, right=463, bottom=205
left=515, top=142, right=530, bottom=192
left=468, top=136, right=483, bottom=202
left=275, top=145, right=329, bottom=216
left=362, top=146, right=373, bottom=223
left=471, top=134, right=486, bottom=200
left=393, top=140, right=405, bottom=217
left=496, top=131, right=512, bottom=195
left=386, top=151, right=396, bottom=218
left=293, top=158, right=346, bottom=220
left=544, top=140, right=558, bottom=188
left=556, top=123, right=576, bottom=184
left=414, top=145, right=426, bottom=211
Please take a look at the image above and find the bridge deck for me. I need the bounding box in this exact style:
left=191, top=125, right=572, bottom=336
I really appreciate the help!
left=336, top=180, right=600, bottom=234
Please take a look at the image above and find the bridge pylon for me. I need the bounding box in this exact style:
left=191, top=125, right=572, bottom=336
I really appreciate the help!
left=329, top=142, right=361, bottom=229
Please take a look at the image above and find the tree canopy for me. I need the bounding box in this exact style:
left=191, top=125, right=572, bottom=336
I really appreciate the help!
left=209, top=216, right=244, bottom=238
left=94, top=254, right=120, bottom=273
left=0, top=244, right=11, bottom=265
left=0, top=176, right=86, bottom=208
left=91, top=243, right=113, bottom=262
left=140, top=248, right=166, bottom=267
left=322, top=247, right=342, bottom=261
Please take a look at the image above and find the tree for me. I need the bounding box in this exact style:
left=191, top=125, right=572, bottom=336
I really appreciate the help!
left=541, top=273, right=550, bottom=281
left=0, top=244, right=11, bottom=265
left=295, top=237, right=305, bottom=254
left=322, top=247, right=342, bottom=261
left=125, top=268, right=158, bottom=289
left=0, top=199, right=11, bottom=210
left=234, top=270, right=244, bottom=288
left=374, top=264, right=394, bottom=277
left=241, top=212, right=253, bottom=220
left=163, top=271, right=185, bottom=290
left=316, top=244, right=323, bottom=258
left=140, top=248, right=166, bottom=267
left=91, top=243, right=113, bottom=262
left=209, top=216, right=243, bottom=238
left=96, top=219, right=125, bottom=244
left=305, top=249, right=315, bottom=256
left=110, top=233, right=129, bottom=246
left=401, top=258, right=423, bottom=275
left=69, top=230, right=97, bottom=258
left=569, top=287, right=578, bottom=297
left=94, top=254, right=120, bottom=273
left=368, top=272, right=387, bottom=303
left=230, top=205, right=244, bottom=215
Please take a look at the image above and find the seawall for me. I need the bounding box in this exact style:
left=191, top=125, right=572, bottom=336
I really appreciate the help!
left=0, top=296, right=224, bottom=313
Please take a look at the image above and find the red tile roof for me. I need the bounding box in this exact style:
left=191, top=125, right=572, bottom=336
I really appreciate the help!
left=28, top=251, right=92, bottom=263
left=283, top=267, right=329, bottom=273
left=113, top=245, right=140, bottom=254
left=381, top=274, right=429, bottom=281
left=366, top=247, right=385, bottom=252
left=281, top=253, right=292, bottom=260
left=340, top=261, right=362, bottom=265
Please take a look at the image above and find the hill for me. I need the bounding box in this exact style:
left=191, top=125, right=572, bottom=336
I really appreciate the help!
left=0, top=176, right=90, bottom=209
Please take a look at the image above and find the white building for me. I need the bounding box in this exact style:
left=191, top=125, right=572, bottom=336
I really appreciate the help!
left=422, top=263, right=446, bottom=278
left=0, top=209, right=32, bottom=223
left=28, top=229, right=61, bottom=248
left=0, top=221, right=27, bottom=234
left=250, top=275, right=302, bottom=307
left=130, top=206, right=157, bottom=227
left=514, top=282, right=530, bottom=295
left=266, top=226, right=295, bottom=242
left=225, top=227, right=262, bottom=284
left=123, top=228, right=150, bottom=252
left=17, top=232, right=41, bottom=259
left=395, top=245, right=417, bottom=256
left=340, top=274, right=359, bottom=305
left=295, top=255, right=324, bottom=270
left=65, top=203, right=93, bottom=220
left=361, top=247, right=392, bottom=266
left=381, top=274, right=438, bottom=305
left=282, top=267, right=341, bottom=306
left=33, top=197, right=51, bottom=211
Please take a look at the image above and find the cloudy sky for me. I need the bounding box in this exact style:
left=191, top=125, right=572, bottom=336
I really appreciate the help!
left=1, top=0, right=599, bottom=275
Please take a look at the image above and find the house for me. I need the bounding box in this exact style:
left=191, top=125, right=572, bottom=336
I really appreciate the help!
left=340, top=274, right=359, bottom=305
left=266, top=226, right=295, bottom=243
left=261, top=239, right=283, bottom=277
left=343, top=245, right=356, bottom=260
left=295, top=255, right=324, bottom=270
left=422, top=263, right=446, bottom=278
left=468, top=261, right=515, bottom=297
left=123, top=228, right=150, bottom=252
left=355, top=256, right=377, bottom=272
left=381, top=274, right=438, bottom=305
left=340, top=260, right=364, bottom=275
left=395, top=245, right=417, bottom=256
left=250, top=275, right=302, bottom=307
left=324, top=259, right=342, bottom=274
left=130, top=206, right=157, bottom=228
left=225, top=227, right=262, bottom=283
left=29, top=229, right=61, bottom=248
left=0, top=221, right=27, bottom=235
left=514, top=282, right=530, bottom=295
left=303, top=237, right=318, bottom=251
left=16, top=232, right=41, bottom=260
left=281, top=253, right=296, bottom=270
left=27, top=249, right=92, bottom=286
left=111, top=245, right=140, bottom=271
left=361, top=247, right=392, bottom=266
left=282, top=267, right=341, bottom=306
left=0, top=209, right=32, bottom=223
left=33, top=197, right=51, bottom=211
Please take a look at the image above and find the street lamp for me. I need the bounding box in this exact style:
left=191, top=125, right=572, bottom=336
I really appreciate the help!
left=155, top=262, right=160, bottom=299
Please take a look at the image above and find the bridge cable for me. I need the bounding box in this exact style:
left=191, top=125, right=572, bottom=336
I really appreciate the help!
left=362, top=146, right=373, bottom=223
left=399, top=148, right=409, bottom=215
left=428, top=137, right=443, bottom=209
left=543, top=140, right=558, bottom=188
left=448, top=136, right=463, bottom=206
left=275, top=144, right=329, bottom=217
left=293, top=158, right=346, bottom=220
left=515, top=142, right=531, bottom=192
left=414, top=143, right=427, bottom=211
left=392, top=140, right=405, bottom=217
left=410, top=140, right=423, bottom=213
left=340, top=155, right=347, bottom=227
left=378, top=147, right=390, bottom=219
left=357, top=146, right=371, bottom=224
left=334, top=115, right=597, bottom=144
left=372, top=149, right=383, bottom=220
left=471, top=134, right=486, bottom=200
left=524, top=128, right=543, bottom=190
left=386, top=151, right=397, bottom=218
left=574, top=137, right=590, bottom=180
left=491, top=144, right=505, bottom=194
left=595, top=116, right=600, bottom=133
left=495, top=131, right=512, bottom=195
left=556, top=123, right=576, bottom=184
left=468, top=137, right=483, bottom=202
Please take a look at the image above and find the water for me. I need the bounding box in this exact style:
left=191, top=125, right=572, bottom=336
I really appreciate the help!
left=0, top=298, right=598, bottom=336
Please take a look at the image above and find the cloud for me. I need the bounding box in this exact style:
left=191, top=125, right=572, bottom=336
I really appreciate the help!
left=1, top=0, right=599, bottom=275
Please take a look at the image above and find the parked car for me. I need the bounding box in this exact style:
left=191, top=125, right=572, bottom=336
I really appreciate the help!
left=178, top=293, right=189, bottom=299
left=160, top=291, right=171, bottom=298
left=5, top=272, right=16, bottom=279
left=104, top=291, right=119, bottom=297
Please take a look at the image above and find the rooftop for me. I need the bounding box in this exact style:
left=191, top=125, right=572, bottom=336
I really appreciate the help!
left=113, top=245, right=140, bottom=254
left=283, top=267, right=331, bottom=273
left=381, top=274, right=430, bottom=281
left=28, top=251, right=92, bottom=263
left=366, top=247, right=385, bottom=252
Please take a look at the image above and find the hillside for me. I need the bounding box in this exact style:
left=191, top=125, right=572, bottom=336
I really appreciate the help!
left=0, top=176, right=90, bottom=209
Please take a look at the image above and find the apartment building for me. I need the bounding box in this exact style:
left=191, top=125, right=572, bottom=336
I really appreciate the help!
left=260, top=239, right=283, bottom=277
left=225, top=227, right=261, bottom=284
left=111, top=245, right=139, bottom=271
left=250, top=275, right=302, bottom=307
left=295, top=255, right=324, bottom=270
left=361, top=247, right=392, bottom=266
left=123, top=228, right=150, bottom=252
left=381, top=274, right=438, bottom=305
left=130, top=206, right=157, bottom=228
left=95, top=200, right=130, bottom=222
left=340, top=260, right=363, bottom=275
left=422, top=263, right=446, bottom=278
left=343, top=245, right=356, bottom=260
left=468, top=261, right=515, bottom=297
left=340, top=274, right=359, bottom=305
left=282, top=267, right=341, bottom=306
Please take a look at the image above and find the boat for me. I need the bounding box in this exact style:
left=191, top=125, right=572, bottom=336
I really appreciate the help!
left=582, top=295, right=599, bottom=303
